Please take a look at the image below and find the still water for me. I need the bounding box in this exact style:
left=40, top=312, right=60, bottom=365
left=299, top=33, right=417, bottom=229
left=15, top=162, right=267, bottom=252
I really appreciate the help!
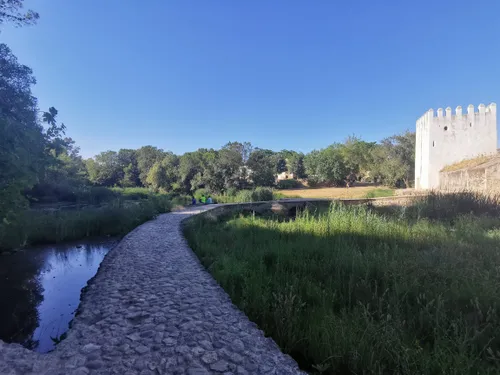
left=0, top=238, right=117, bottom=353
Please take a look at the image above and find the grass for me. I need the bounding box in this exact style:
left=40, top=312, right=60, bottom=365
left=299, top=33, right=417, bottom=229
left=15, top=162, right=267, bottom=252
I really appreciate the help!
left=184, top=192, right=500, bottom=374
left=211, top=187, right=281, bottom=203
left=278, top=185, right=395, bottom=199
left=441, top=155, right=493, bottom=172
left=0, top=194, right=188, bottom=251
left=364, top=188, right=395, bottom=198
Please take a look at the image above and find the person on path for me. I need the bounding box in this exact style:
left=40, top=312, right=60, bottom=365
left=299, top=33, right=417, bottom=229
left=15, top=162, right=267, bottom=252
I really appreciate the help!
left=206, top=196, right=213, bottom=204
left=191, top=196, right=197, bottom=205
left=200, top=195, right=206, bottom=204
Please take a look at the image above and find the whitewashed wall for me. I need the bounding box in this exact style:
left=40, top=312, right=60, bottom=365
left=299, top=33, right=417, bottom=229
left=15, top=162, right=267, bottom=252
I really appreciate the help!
left=415, top=103, right=497, bottom=189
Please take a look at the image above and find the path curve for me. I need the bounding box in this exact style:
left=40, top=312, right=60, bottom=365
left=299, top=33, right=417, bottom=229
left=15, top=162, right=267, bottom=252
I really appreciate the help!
left=0, top=205, right=304, bottom=375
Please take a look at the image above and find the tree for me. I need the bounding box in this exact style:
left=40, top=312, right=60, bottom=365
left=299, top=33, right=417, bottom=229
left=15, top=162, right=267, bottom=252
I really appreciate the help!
left=0, top=43, right=45, bottom=220
left=338, top=135, right=377, bottom=179
left=178, top=150, right=206, bottom=194
left=247, top=149, right=276, bottom=187
left=136, top=146, right=164, bottom=186
left=371, top=131, right=415, bottom=187
left=146, top=152, right=179, bottom=192
left=117, top=149, right=139, bottom=187
left=86, top=151, right=121, bottom=186
left=304, top=145, right=348, bottom=186
left=0, top=0, right=39, bottom=28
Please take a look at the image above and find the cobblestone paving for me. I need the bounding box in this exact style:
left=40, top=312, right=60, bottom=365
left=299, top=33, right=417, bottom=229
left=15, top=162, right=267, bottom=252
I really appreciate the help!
left=0, top=205, right=304, bottom=374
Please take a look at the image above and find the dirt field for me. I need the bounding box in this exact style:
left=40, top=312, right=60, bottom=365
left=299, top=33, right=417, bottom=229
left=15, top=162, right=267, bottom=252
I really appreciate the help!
left=277, top=186, right=394, bottom=199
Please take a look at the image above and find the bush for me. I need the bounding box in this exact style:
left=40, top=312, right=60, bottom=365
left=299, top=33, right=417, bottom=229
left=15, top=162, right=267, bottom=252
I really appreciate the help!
left=306, top=176, right=320, bottom=188
left=251, top=187, right=273, bottom=201
left=276, top=179, right=300, bottom=189
left=111, top=187, right=151, bottom=200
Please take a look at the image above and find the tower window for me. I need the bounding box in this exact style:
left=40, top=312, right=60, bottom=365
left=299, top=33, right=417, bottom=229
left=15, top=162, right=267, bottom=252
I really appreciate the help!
left=444, top=126, right=448, bottom=131
left=433, top=141, right=435, bottom=147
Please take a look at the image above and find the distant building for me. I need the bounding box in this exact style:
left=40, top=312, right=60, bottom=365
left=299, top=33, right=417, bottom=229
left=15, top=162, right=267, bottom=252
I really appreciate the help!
left=415, top=103, right=497, bottom=189
left=276, top=171, right=294, bottom=181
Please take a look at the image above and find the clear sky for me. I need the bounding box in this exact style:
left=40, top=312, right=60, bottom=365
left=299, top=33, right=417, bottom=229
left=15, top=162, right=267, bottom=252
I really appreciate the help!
left=2, top=0, right=499, bottom=158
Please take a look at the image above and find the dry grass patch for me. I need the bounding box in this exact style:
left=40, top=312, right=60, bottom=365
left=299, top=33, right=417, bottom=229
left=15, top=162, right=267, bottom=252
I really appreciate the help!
left=441, top=155, right=492, bottom=172
left=277, top=186, right=393, bottom=199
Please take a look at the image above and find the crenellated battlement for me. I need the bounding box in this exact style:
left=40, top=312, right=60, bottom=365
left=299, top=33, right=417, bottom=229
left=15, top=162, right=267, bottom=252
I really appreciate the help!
left=415, top=103, right=498, bottom=189
left=426, top=103, right=496, bottom=118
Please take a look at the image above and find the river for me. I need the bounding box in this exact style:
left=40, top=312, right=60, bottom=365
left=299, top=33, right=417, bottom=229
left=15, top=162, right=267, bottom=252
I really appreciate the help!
left=0, top=238, right=118, bottom=353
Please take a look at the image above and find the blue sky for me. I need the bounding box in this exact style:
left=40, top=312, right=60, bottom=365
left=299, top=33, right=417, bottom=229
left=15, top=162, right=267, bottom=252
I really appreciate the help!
left=2, top=0, right=499, bottom=158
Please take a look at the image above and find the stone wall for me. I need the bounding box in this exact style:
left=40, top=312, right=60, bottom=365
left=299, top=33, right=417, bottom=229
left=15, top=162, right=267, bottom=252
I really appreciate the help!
left=439, top=156, right=500, bottom=193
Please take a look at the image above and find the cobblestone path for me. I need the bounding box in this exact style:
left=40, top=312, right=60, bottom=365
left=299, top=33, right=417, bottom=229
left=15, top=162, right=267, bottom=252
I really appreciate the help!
left=0, top=205, right=304, bottom=375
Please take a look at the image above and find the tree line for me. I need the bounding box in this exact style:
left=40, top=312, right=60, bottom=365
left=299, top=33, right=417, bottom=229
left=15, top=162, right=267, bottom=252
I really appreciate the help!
left=0, top=0, right=415, bottom=223
left=83, top=133, right=415, bottom=194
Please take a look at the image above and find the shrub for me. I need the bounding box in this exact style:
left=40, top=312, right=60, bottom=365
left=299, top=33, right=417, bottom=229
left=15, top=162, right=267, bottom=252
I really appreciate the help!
left=84, top=187, right=118, bottom=204
left=235, top=190, right=253, bottom=202
left=251, top=187, right=273, bottom=201
left=276, top=179, right=300, bottom=189
left=306, top=176, right=320, bottom=188
left=111, top=187, right=151, bottom=200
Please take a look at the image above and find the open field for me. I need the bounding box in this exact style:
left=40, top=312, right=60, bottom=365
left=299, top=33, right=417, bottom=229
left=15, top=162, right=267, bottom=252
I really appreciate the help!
left=184, top=192, right=500, bottom=374
left=277, top=185, right=394, bottom=199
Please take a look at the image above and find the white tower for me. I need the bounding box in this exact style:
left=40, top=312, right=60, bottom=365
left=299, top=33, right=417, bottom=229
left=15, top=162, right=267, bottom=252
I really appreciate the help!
left=415, top=103, right=497, bottom=189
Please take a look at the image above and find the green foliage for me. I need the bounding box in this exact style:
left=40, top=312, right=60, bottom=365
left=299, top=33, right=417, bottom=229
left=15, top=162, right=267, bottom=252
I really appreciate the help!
left=276, top=179, right=301, bottom=189
left=213, top=187, right=276, bottom=203
left=185, top=196, right=500, bottom=374
left=0, top=195, right=174, bottom=251
left=304, top=146, right=348, bottom=186
left=371, top=130, right=415, bottom=187
left=246, top=148, right=276, bottom=187
left=0, top=43, right=45, bottom=221
left=136, top=145, right=165, bottom=186
left=364, top=188, right=394, bottom=198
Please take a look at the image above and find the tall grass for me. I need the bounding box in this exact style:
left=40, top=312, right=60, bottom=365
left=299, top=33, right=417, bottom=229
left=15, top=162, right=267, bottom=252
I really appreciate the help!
left=184, top=194, right=500, bottom=374
left=0, top=195, right=178, bottom=251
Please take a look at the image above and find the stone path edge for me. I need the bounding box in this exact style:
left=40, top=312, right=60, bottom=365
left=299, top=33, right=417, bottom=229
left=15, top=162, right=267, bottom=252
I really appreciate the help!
left=0, top=204, right=306, bottom=375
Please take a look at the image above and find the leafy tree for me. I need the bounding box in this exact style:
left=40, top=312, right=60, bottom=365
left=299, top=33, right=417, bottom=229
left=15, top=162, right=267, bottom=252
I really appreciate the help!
left=117, top=149, right=139, bottom=187
left=371, top=131, right=415, bottom=187
left=247, top=148, right=276, bottom=187
left=338, top=135, right=376, bottom=179
left=0, top=0, right=39, bottom=28
left=224, top=141, right=253, bottom=163
left=304, top=145, right=348, bottom=186
left=273, top=153, right=288, bottom=174
left=146, top=152, right=179, bottom=192
left=178, top=149, right=207, bottom=194
left=136, top=146, right=164, bottom=185
left=0, top=43, right=44, bottom=220
left=86, top=151, right=121, bottom=186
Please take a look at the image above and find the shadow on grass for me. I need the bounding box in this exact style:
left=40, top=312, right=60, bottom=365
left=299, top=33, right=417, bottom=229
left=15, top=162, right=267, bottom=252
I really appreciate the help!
left=184, top=208, right=500, bottom=374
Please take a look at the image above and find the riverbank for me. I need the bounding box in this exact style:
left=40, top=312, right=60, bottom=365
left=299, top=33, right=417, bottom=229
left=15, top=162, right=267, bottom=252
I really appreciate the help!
left=0, top=205, right=303, bottom=375
left=0, top=194, right=187, bottom=252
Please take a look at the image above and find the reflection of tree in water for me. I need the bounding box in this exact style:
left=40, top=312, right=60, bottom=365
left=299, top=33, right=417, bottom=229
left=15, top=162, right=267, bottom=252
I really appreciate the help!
left=0, top=252, right=44, bottom=349
left=0, top=239, right=116, bottom=351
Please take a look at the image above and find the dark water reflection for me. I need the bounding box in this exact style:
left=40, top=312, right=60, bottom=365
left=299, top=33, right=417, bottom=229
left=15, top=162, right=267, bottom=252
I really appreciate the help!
left=0, top=238, right=117, bottom=353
